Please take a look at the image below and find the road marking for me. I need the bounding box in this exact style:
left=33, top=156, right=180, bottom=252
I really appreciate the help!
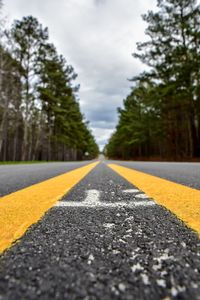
left=108, top=163, right=200, bottom=235
left=55, top=189, right=156, bottom=207
left=84, top=189, right=101, bottom=205
left=135, top=194, right=149, bottom=199
left=55, top=200, right=156, bottom=207
left=0, top=162, right=99, bottom=253
left=123, top=189, right=140, bottom=193
left=134, top=201, right=155, bottom=206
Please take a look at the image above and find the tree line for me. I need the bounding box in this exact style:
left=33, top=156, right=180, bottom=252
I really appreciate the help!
left=106, top=0, right=200, bottom=161
left=0, top=2, right=98, bottom=161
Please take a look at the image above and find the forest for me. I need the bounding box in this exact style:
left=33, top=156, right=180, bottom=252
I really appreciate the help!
left=0, top=1, right=99, bottom=161
left=106, top=0, right=200, bottom=161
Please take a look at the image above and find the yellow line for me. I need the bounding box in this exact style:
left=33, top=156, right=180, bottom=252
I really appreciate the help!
left=0, top=162, right=99, bottom=253
left=108, top=164, right=200, bottom=235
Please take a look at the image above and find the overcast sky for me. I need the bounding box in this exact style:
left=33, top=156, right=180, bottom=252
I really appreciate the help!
left=4, top=0, right=157, bottom=150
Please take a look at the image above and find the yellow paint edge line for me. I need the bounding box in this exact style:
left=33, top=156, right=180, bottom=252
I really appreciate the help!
left=108, top=164, right=200, bottom=235
left=0, top=161, right=99, bottom=253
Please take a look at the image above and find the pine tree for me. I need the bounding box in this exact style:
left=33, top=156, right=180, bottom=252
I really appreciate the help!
left=134, top=0, right=200, bottom=158
left=107, top=0, right=200, bottom=160
left=11, top=16, right=49, bottom=160
left=0, top=12, right=98, bottom=161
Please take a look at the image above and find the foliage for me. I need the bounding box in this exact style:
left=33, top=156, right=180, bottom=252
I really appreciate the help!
left=0, top=11, right=98, bottom=161
left=106, top=0, right=200, bottom=160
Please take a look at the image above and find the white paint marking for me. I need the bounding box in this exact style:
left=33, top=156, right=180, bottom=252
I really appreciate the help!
left=84, top=189, right=101, bottom=205
left=55, top=189, right=156, bottom=208
left=135, top=193, right=149, bottom=199
left=134, top=201, right=155, bottom=206
left=123, top=189, right=140, bottom=193
left=55, top=200, right=156, bottom=207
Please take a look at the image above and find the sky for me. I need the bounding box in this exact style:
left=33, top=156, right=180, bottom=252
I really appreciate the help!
left=4, top=0, right=157, bottom=150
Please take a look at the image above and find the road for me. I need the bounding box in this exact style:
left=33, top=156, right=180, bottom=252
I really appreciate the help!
left=0, top=161, right=90, bottom=197
left=110, top=160, right=200, bottom=189
left=0, top=160, right=200, bottom=300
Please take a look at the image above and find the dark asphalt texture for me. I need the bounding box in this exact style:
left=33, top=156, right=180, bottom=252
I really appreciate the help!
left=0, top=161, right=91, bottom=197
left=110, top=160, right=200, bottom=189
left=0, top=162, right=200, bottom=300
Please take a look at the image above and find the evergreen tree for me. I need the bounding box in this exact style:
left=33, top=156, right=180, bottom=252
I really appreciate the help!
left=11, top=16, right=49, bottom=160
left=134, top=0, right=200, bottom=158
left=0, top=12, right=98, bottom=161
left=106, top=0, right=200, bottom=160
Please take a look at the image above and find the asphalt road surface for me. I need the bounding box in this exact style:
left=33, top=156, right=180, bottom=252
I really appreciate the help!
left=109, top=160, right=200, bottom=190
left=0, top=161, right=200, bottom=300
left=0, top=161, right=90, bottom=196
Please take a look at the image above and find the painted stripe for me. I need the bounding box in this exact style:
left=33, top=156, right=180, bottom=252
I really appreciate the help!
left=55, top=200, right=156, bottom=207
left=84, top=190, right=101, bottom=205
left=108, top=164, right=200, bottom=235
left=134, top=201, right=155, bottom=206
left=135, top=194, right=149, bottom=199
left=0, top=162, right=99, bottom=253
left=123, top=189, right=140, bottom=193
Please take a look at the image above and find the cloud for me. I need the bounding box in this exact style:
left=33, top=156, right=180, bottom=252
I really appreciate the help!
left=4, top=0, right=157, bottom=149
left=91, top=127, right=114, bottom=149
left=94, top=0, right=107, bottom=5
